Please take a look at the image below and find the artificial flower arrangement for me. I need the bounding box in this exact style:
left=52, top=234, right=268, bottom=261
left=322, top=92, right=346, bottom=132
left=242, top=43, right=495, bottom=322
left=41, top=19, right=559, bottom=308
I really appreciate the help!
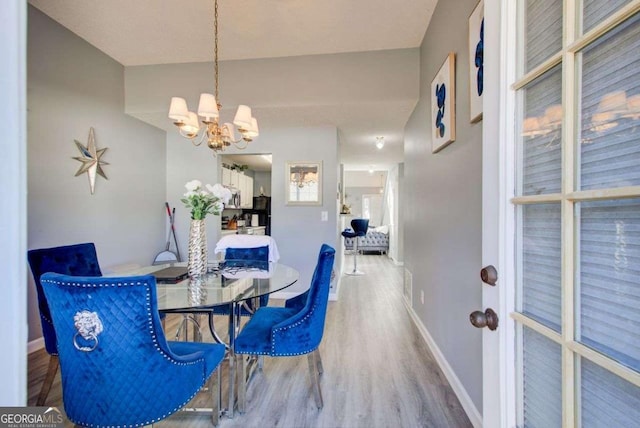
left=181, top=180, right=232, bottom=220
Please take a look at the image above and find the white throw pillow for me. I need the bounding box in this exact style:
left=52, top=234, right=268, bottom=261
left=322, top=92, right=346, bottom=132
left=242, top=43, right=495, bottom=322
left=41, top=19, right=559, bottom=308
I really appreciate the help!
left=374, top=225, right=389, bottom=234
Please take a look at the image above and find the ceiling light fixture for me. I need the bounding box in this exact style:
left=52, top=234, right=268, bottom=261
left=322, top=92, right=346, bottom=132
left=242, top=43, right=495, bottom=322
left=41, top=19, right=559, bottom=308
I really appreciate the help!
left=375, top=136, right=385, bottom=149
left=168, top=0, right=258, bottom=154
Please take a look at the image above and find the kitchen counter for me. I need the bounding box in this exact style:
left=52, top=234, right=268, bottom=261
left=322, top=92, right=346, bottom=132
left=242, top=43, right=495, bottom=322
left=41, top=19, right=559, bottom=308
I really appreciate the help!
left=221, top=226, right=266, bottom=236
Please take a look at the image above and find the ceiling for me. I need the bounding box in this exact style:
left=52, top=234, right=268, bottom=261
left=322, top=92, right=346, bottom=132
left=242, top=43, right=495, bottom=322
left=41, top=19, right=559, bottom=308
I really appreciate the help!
left=29, top=0, right=438, bottom=170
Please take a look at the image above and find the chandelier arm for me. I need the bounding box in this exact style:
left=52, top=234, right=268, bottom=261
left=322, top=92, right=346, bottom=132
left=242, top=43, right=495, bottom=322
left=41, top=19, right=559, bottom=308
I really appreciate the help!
left=178, top=128, right=207, bottom=146
left=229, top=138, right=250, bottom=150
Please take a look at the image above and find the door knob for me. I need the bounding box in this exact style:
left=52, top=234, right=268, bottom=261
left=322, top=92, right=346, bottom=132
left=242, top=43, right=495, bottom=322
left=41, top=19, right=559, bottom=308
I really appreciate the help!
left=480, top=265, right=498, bottom=285
left=469, top=308, right=499, bottom=330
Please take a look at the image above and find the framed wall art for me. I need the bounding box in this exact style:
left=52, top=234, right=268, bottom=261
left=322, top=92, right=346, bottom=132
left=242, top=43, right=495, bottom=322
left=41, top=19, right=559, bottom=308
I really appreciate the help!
left=286, top=161, right=323, bottom=206
left=431, top=52, right=456, bottom=153
left=469, top=0, right=484, bottom=123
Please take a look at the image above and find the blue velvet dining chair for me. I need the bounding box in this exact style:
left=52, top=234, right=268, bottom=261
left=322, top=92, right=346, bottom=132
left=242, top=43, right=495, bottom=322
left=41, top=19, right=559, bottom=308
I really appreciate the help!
left=40, top=272, right=226, bottom=427
left=341, top=218, right=369, bottom=275
left=27, top=243, right=103, bottom=406
left=234, top=244, right=335, bottom=413
left=194, top=245, right=272, bottom=347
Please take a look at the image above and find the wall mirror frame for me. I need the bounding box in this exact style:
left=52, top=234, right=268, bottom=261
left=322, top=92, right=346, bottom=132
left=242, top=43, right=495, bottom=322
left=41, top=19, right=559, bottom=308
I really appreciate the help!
left=286, top=160, right=323, bottom=206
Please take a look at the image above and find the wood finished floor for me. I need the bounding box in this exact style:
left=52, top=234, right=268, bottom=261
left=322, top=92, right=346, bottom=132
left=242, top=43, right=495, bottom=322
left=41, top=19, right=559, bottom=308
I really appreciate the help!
left=28, top=254, right=472, bottom=428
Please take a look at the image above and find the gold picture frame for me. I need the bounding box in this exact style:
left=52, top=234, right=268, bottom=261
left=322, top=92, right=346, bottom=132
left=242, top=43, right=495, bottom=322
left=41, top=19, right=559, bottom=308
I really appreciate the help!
left=286, top=161, right=323, bottom=206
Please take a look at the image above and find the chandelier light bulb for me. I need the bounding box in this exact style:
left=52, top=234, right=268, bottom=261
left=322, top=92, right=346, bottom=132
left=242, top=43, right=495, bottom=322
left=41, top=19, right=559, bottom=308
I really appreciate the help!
left=376, top=136, right=385, bottom=149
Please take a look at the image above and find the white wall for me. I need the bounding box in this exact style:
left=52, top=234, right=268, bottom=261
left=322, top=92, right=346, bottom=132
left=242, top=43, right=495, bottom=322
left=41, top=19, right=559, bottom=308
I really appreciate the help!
left=403, top=0, right=483, bottom=414
left=27, top=7, right=167, bottom=341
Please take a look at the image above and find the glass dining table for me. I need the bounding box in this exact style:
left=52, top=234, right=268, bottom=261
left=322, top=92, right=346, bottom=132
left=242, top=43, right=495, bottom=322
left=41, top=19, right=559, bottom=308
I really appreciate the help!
left=112, top=260, right=299, bottom=417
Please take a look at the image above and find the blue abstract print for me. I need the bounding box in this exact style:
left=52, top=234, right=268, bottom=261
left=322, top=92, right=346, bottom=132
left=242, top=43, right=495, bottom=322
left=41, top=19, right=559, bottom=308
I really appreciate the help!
left=435, top=83, right=447, bottom=138
left=475, top=18, right=484, bottom=96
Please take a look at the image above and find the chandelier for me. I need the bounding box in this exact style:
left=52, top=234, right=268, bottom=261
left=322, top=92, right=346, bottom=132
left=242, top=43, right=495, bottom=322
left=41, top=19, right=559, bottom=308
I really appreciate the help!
left=167, top=0, right=258, bottom=153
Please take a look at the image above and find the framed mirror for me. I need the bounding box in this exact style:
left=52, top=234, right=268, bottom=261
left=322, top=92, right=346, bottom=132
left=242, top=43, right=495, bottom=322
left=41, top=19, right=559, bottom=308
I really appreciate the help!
left=286, top=161, right=322, bottom=205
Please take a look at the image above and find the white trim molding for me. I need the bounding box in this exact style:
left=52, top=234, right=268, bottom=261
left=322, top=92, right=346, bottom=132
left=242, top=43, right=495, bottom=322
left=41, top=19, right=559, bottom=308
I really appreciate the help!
left=28, top=337, right=45, bottom=354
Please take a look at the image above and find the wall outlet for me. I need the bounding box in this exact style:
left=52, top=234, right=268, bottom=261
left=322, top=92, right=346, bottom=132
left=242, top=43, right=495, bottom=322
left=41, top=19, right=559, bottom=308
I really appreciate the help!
left=420, top=290, right=424, bottom=305
left=321, top=211, right=328, bottom=221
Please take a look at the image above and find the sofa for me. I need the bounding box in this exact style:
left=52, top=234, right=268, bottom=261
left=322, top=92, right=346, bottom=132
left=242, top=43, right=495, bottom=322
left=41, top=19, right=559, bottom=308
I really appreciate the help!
left=343, top=225, right=389, bottom=254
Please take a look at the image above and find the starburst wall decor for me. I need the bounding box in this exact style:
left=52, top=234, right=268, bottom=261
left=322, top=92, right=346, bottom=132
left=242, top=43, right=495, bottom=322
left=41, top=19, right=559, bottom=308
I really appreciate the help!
left=72, top=127, right=109, bottom=194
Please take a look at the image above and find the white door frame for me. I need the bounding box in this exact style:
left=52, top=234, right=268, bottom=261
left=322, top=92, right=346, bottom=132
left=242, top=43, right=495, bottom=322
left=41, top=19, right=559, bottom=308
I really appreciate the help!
left=0, top=0, right=28, bottom=405
left=482, top=0, right=517, bottom=426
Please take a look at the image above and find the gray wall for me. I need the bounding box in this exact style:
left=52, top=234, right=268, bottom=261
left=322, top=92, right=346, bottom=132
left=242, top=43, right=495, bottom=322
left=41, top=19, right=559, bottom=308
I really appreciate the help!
left=27, top=7, right=167, bottom=341
left=403, top=0, right=483, bottom=411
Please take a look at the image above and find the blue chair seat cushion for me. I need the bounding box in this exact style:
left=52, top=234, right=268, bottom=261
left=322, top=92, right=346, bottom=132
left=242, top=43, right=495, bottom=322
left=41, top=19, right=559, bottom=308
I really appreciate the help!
left=341, top=228, right=358, bottom=238
left=234, top=307, right=298, bottom=355
left=167, top=341, right=226, bottom=378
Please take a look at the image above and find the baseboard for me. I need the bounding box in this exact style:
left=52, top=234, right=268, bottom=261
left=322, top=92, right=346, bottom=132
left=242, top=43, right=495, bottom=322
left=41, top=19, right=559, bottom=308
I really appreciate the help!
left=28, top=337, right=44, bottom=354
left=404, top=302, right=483, bottom=428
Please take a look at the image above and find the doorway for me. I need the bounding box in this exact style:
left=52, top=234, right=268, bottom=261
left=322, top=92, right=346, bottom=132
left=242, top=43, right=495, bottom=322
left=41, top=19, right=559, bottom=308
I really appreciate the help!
left=219, top=154, right=272, bottom=235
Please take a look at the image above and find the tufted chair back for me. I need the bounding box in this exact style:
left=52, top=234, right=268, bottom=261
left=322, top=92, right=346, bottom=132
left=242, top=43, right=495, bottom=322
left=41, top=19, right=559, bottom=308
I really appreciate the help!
left=272, top=243, right=335, bottom=355
left=40, top=273, right=225, bottom=427
left=27, top=243, right=102, bottom=356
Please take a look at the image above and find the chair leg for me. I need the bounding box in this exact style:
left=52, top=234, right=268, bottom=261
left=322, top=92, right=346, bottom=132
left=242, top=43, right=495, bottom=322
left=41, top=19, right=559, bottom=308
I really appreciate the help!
left=209, top=367, right=221, bottom=426
left=36, top=355, right=59, bottom=406
left=346, top=237, right=365, bottom=275
left=307, top=352, right=323, bottom=409
left=237, top=354, right=247, bottom=414
left=315, top=349, right=324, bottom=376
left=174, top=315, right=202, bottom=342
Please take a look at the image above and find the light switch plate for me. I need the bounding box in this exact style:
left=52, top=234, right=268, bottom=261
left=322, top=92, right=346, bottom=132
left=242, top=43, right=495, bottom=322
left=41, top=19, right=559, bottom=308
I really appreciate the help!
left=321, top=211, right=328, bottom=221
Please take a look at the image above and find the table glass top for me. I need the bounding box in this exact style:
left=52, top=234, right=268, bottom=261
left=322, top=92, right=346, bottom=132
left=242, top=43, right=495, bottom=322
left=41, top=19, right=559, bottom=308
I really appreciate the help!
left=112, top=261, right=299, bottom=311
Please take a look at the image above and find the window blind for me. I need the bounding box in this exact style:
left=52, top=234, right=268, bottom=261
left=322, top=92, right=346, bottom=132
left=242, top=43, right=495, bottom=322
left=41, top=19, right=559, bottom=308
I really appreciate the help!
left=525, top=0, right=562, bottom=72
left=580, top=12, right=640, bottom=190
left=578, top=198, right=640, bottom=371
left=522, top=327, right=562, bottom=427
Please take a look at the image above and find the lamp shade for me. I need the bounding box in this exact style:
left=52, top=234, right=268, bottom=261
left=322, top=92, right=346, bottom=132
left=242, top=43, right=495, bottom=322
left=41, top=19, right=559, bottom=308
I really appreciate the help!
left=168, top=97, right=189, bottom=121
left=233, top=105, right=253, bottom=130
left=197, top=93, right=219, bottom=120
left=182, top=111, right=201, bottom=136
left=244, top=117, right=259, bottom=138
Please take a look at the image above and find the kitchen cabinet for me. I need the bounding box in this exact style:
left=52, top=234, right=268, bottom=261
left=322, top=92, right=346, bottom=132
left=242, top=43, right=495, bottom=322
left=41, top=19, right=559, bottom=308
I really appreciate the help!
left=239, top=174, right=254, bottom=208
left=222, top=167, right=252, bottom=208
left=222, top=167, right=231, bottom=186
left=221, top=167, right=240, bottom=189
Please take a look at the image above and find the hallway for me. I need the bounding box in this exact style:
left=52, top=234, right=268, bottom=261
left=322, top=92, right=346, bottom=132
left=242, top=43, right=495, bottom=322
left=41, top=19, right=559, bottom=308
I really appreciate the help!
left=28, top=253, right=472, bottom=427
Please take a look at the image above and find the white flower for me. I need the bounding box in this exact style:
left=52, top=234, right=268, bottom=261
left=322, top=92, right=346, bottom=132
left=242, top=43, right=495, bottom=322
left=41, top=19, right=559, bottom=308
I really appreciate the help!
left=182, top=179, right=227, bottom=220
left=210, top=183, right=232, bottom=204
left=185, top=180, right=202, bottom=192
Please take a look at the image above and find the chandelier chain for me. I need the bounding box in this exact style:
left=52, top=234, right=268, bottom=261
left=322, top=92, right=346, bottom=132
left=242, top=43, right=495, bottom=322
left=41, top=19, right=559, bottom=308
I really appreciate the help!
left=214, top=0, right=219, bottom=103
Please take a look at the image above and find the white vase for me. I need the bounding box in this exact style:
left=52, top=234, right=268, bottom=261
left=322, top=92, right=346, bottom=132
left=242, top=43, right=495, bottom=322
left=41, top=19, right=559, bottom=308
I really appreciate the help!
left=187, top=219, right=207, bottom=278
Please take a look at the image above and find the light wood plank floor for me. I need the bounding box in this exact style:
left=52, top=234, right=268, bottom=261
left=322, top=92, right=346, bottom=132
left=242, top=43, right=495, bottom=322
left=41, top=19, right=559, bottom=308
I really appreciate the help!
left=28, top=253, right=473, bottom=428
